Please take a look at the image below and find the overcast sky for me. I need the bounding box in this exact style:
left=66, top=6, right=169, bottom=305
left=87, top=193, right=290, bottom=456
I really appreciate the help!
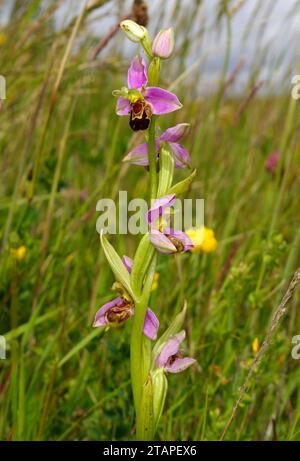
left=2, top=0, right=299, bottom=93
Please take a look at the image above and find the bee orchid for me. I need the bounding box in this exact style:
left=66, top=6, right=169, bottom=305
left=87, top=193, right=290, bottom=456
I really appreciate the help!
left=156, top=331, right=196, bottom=373
left=93, top=256, right=159, bottom=340
left=123, top=123, right=191, bottom=168
left=114, top=56, right=182, bottom=131
left=149, top=228, right=194, bottom=254
left=147, top=195, right=194, bottom=254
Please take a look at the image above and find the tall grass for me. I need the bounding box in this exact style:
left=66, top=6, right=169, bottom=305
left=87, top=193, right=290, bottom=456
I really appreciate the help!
left=0, top=0, right=300, bottom=441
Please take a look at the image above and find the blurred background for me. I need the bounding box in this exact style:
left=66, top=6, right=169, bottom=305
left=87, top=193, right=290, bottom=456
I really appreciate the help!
left=0, top=0, right=300, bottom=441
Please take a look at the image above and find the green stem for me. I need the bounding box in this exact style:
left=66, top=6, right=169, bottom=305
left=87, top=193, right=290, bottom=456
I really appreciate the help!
left=130, top=256, right=157, bottom=439
left=130, top=295, right=149, bottom=409
left=130, top=57, right=161, bottom=440
left=148, top=116, right=157, bottom=201
left=148, top=57, right=160, bottom=201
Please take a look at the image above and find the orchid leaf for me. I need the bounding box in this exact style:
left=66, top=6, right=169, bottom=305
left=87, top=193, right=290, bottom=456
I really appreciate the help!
left=100, top=231, right=134, bottom=300
left=131, top=233, right=155, bottom=297
left=157, top=146, right=175, bottom=197
left=141, top=254, right=157, bottom=306
left=137, top=376, right=154, bottom=440
left=167, top=169, right=197, bottom=196
left=151, top=368, right=168, bottom=431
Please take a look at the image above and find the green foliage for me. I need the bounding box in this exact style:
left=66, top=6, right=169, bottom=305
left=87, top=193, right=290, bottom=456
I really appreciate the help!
left=0, top=0, right=300, bottom=442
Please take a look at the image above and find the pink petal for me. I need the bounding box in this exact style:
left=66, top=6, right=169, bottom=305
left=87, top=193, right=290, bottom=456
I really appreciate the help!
left=168, top=142, right=191, bottom=169
left=116, top=97, right=131, bottom=116
left=143, top=308, right=159, bottom=340
left=156, top=331, right=186, bottom=367
left=123, top=141, right=160, bottom=166
left=159, top=123, right=190, bottom=142
left=122, top=255, right=133, bottom=273
left=150, top=229, right=177, bottom=254
left=145, top=87, right=182, bottom=114
left=93, top=297, right=124, bottom=327
left=165, top=357, right=196, bottom=373
left=147, top=194, right=176, bottom=224
left=127, top=55, right=148, bottom=90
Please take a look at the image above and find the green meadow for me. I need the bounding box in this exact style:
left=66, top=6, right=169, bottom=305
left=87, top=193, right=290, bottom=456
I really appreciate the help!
left=1, top=0, right=300, bottom=441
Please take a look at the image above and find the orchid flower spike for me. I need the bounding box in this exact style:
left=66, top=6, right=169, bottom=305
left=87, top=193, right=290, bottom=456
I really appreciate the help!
left=113, top=56, right=182, bottom=131
left=156, top=331, right=196, bottom=373
left=147, top=195, right=194, bottom=254
left=93, top=256, right=159, bottom=340
left=123, top=123, right=191, bottom=169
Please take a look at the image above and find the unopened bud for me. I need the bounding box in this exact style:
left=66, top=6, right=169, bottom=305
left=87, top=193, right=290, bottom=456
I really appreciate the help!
left=152, top=28, right=174, bottom=59
left=120, top=20, right=146, bottom=43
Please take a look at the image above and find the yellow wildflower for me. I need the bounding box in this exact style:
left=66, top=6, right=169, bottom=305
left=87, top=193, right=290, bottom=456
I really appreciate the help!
left=0, top=33, right=6, bottom=46
left=10, top=245, right=27, bottom=261
left=151, top=272, right=159, bottom=291
left=252, top=337, right=260, bottom=354
left=186, top=227, right=218, bottom=254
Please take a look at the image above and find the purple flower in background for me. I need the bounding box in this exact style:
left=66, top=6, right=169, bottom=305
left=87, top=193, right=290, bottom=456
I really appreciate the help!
left=93, top=256, right=159, bottom=340
left=115, top=56, right=182, bottom=131
left=123, top=123, right=191, bottom=168
left=147, top=195, right=194, bottom=254
left=265, top=151, right=280, bottom=175
left=156, top=331, right=196, bottom=373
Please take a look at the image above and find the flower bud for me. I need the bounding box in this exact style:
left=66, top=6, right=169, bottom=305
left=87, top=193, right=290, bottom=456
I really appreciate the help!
left=152, top=28, right=175, bottom=59
left=120, top=20, right=146, bottom=43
